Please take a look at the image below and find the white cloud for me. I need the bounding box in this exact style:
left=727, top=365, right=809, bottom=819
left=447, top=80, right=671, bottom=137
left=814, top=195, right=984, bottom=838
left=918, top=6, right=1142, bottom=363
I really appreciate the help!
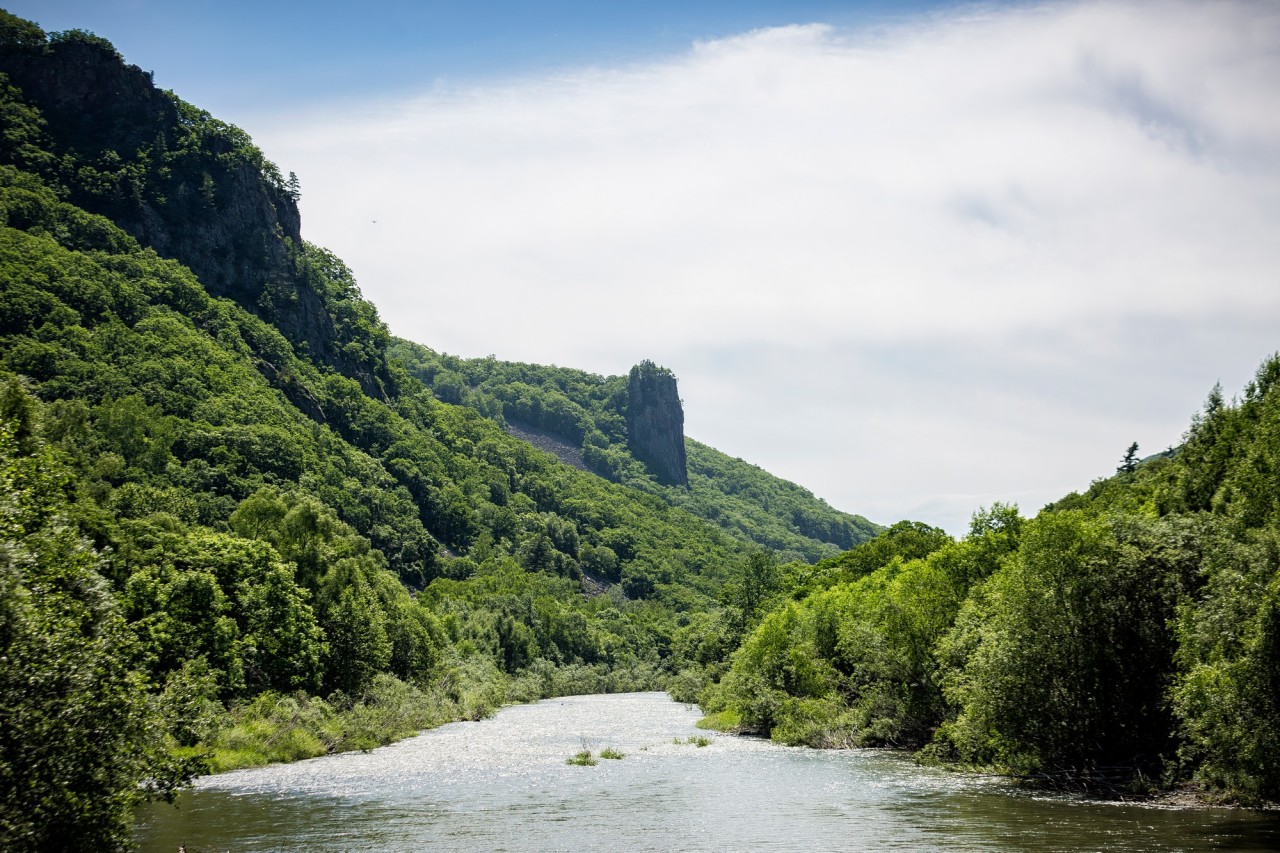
left=248, top=0, right=1280, bottom=534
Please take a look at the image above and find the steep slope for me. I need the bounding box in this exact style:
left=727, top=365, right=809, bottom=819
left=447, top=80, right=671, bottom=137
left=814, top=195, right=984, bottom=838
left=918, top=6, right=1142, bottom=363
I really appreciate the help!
left=0, top=13, right=761, bottom=846
left=0, top=14, right=751, bottom=593
left=390, top=339, right=882, bottom=560
left=0, top=13, right=391, bottom=398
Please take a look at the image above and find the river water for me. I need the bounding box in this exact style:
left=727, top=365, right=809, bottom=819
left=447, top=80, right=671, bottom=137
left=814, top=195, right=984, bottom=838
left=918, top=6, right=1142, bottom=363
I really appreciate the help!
left=134, top=692, right=1279, bottom=852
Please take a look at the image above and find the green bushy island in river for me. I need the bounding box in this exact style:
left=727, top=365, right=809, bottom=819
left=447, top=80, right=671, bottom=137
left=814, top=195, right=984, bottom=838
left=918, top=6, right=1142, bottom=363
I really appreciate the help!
left=0, top=9, right=1276, bottom=850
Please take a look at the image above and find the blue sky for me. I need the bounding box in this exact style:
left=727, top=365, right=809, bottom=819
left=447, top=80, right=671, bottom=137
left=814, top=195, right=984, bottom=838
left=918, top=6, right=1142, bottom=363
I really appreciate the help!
left=7, top=1, right=1280, bottom=534
left=7, top=1, right=967, bottom=116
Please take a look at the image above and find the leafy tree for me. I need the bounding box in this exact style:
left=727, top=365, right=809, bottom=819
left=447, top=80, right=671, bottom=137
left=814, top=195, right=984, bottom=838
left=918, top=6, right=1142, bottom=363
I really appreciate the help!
left=1171, top=526, right=1280, bottom=802
left=0, top=401, right=189, bottom=851
left=715, top=602, right=835, bottom=735
left=621, top=564, right=657, bottom=599
left=725, top=550, right=781, bottom=627
left=0, top=10, right=46, bottom=49
left=317, top=560, right=393, bottom=695
left=580, top=543, right=620, bottom=582
left=937, top=512, right=1195, bottom=776
left=239, top=560, right=326, bottom=693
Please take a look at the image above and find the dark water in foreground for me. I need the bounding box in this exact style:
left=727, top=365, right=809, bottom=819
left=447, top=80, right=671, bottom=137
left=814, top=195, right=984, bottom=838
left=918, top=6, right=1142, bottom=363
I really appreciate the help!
left=135, top=692, right=1280, bottom=852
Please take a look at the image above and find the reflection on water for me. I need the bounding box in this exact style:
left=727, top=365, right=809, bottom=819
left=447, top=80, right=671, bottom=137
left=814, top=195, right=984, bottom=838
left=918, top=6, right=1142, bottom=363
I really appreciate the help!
left=135, top=692, right=1280, bottom=852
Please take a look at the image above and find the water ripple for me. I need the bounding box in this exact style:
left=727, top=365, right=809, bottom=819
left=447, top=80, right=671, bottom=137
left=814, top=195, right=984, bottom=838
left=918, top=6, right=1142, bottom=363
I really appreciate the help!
left=136, top=692, right=1280, bottom=852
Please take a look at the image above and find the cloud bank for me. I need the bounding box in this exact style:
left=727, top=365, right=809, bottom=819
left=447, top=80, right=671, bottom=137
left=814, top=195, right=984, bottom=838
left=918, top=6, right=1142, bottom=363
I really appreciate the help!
left=250, top=0, right=1280, bottom=533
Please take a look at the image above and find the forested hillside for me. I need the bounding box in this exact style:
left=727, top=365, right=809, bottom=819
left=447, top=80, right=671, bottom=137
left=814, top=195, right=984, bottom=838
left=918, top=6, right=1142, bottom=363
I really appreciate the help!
left=698, top=360, right=1280, bottom=805
left=390, top=339, right=881, bottom=560
left=1, top=7, right=1276, bottom=850
left=0, top=12, right=800, bottom=848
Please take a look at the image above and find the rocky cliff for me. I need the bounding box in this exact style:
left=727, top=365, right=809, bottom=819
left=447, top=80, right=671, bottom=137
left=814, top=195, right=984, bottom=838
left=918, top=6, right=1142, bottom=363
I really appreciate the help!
left=626, top=360, right=688, bottom=488
left=0, top=21, right=389, bottom=397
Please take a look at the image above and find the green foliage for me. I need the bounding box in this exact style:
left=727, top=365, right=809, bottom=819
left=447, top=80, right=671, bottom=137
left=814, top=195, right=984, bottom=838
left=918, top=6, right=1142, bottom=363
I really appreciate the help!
left=710, top=601, right=837, bottom=737
left=0, top=25, right=789, bottom=843
left=0, top=81, right=55, bottom=177
left=0, top=11, right=46, bottom=50
left=801, top=519, right=955, bottom=592
left=205, top=674, right=460, bottom=771
left=936, top=512, right=1196, bottom=776
left=702, top=355, right=1280, bottom=803
left=0, top=151, right=743, bottom=607
left=706, top=504, right=1022, bottom=750
left=389, top=338, right=881, bottom=560
left=1170, top=527, right=1280, bottom=802
left=695, top=708, right=743, bottom=732
left=5, top=9, right=1280, bottom=823
left=118, top=526, right=328, bottom=697
left=1118, top=441, right=1140, bottom=474
left=724, top=549, right=782, bottom=627
left=318, top=570, right=393, bottom=694
left=0, top=400, right=190, bottom=851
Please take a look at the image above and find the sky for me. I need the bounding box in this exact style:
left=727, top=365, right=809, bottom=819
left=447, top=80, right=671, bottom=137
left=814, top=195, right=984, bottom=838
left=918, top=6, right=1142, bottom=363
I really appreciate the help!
left=10, top=1, right=1280, bottom=534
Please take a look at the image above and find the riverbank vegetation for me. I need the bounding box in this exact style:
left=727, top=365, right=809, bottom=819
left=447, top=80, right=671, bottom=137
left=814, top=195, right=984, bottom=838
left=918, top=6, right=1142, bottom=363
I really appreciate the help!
left=1, top=9, right=1277, bottom=850
left=697, top=361, right=1280, bottom=805
left=0, top=15, right=756, bottom=849
left=566, top=749, right=598, bottom=766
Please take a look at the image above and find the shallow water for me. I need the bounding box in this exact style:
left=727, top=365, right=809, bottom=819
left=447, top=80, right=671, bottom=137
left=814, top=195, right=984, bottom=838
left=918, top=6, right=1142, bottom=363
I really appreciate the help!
left=134, top=692, right=1280, bottom=852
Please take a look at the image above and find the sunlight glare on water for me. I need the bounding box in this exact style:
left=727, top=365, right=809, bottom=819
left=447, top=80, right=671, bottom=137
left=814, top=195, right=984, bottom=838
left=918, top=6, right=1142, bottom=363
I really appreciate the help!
left=134, top=692, right=1280, bottom=852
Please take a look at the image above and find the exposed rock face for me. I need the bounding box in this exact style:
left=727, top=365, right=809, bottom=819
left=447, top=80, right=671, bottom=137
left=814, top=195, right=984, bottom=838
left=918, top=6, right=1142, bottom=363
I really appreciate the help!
left=0, top=33, right=388, bottom=398
left=626, top=361, right=688, bottom=488
left=504, top=419, right=590, bottom=473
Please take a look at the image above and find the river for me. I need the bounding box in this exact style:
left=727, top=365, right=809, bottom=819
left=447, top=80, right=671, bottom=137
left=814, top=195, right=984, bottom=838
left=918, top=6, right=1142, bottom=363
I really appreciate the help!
left=134, top=692, right=1280, bottom=852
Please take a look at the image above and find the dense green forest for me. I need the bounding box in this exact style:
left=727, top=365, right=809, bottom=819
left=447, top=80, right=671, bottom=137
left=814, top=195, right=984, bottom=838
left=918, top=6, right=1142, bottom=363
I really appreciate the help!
left=389, top=340, right=880, bottom=561
left=698, top=364, right=1280, bottom=804
left=0, top=12, right=802, bottom=849
left=0, top=8, right=1277, bottom=851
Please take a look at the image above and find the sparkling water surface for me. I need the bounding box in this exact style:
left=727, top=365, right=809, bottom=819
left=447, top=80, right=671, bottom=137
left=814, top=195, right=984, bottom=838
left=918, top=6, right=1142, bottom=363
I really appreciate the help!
left=134, top=692, right=1280, bottom=852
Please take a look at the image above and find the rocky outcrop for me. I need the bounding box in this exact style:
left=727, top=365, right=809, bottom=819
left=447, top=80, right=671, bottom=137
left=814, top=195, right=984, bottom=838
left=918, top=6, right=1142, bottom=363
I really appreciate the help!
left=626, top=361, right=688, bottom=488
left=0, top=37, right=296, bottom=298
left=0, top=30, right=388, bottom=398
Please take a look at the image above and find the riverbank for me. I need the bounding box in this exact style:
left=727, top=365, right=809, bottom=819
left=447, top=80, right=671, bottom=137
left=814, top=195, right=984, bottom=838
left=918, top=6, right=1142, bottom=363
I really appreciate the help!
left=136, top=692, right=1280, bottom=852
left=189, top=674, right=486, bottom=772
left=692, top=706, right=1279, bottom=811
left=188, top=658, right=669, bottom=773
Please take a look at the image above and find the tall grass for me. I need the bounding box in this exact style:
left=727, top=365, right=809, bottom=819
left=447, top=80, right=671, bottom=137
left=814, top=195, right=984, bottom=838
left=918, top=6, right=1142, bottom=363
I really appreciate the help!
left=196, top=656, right=669, bottom=774
left=202, top=671, right=489, bottom=772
